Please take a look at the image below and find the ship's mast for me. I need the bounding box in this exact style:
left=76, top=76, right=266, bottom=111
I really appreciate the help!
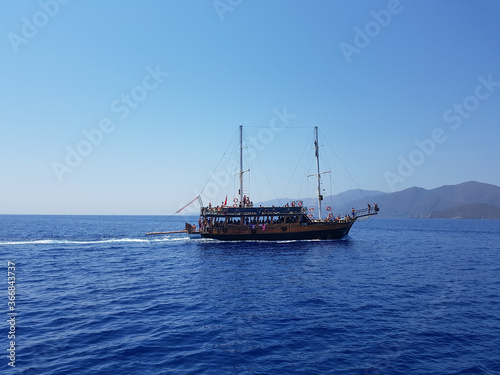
left=239, top=125, right=244, bottom=207
left=314, top=126, right=323, bottom=219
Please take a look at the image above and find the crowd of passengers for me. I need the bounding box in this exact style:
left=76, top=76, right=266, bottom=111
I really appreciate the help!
left=210, top=215, right=303, bottom=227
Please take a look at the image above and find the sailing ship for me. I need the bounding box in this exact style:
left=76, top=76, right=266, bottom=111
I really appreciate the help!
left=148, top=126, right=378, bottom=241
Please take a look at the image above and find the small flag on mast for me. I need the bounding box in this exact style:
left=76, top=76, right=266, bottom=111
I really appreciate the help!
left=224, top=196, right=227, bottom=206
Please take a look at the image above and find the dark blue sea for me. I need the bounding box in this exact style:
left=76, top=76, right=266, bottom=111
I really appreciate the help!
left=1, top=215, right=499, bottom=375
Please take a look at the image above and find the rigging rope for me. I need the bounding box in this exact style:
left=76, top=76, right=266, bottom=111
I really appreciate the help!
left=319, top=129, right=369, bottom=203
left=242, top=129, right=279, bottom=205
left=281, top=131, right=314, bottom=202
left=197, top=129, right=238, bottom=198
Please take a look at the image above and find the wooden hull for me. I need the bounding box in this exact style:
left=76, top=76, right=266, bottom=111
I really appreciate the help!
left=200, top=221, right=355, bottom=241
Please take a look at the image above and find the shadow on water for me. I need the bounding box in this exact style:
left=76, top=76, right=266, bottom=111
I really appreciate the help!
left=192, top=236, right=356, bottom=257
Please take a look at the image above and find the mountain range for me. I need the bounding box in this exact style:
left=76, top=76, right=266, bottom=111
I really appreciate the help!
left=258, top=181, right=500, bottom=219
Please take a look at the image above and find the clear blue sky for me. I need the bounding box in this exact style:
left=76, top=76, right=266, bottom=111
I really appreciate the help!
left=1, top=0, right=499, bottom=215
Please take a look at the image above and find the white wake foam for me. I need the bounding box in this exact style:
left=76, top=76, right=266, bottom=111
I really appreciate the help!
left=0, top=236, right=191, bottom=246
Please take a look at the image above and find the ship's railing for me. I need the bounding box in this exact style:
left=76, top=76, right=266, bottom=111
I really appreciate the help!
left=201, top=206, right=303, bottom=217
left=306, top=206, right=378, bottom=224
left=200, top=204, right=378, bottom=220
left=330, top=206, right=379, bottom=220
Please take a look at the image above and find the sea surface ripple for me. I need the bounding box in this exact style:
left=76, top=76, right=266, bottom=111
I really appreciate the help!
left=1, top=215, right=499, bottom=374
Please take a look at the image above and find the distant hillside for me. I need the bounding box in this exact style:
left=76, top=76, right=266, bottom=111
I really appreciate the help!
left=430, top=203, right=500, bottom=219
left=347, top=181, right=500, bottom=219
left=257, top=181, right=500, bottom=219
